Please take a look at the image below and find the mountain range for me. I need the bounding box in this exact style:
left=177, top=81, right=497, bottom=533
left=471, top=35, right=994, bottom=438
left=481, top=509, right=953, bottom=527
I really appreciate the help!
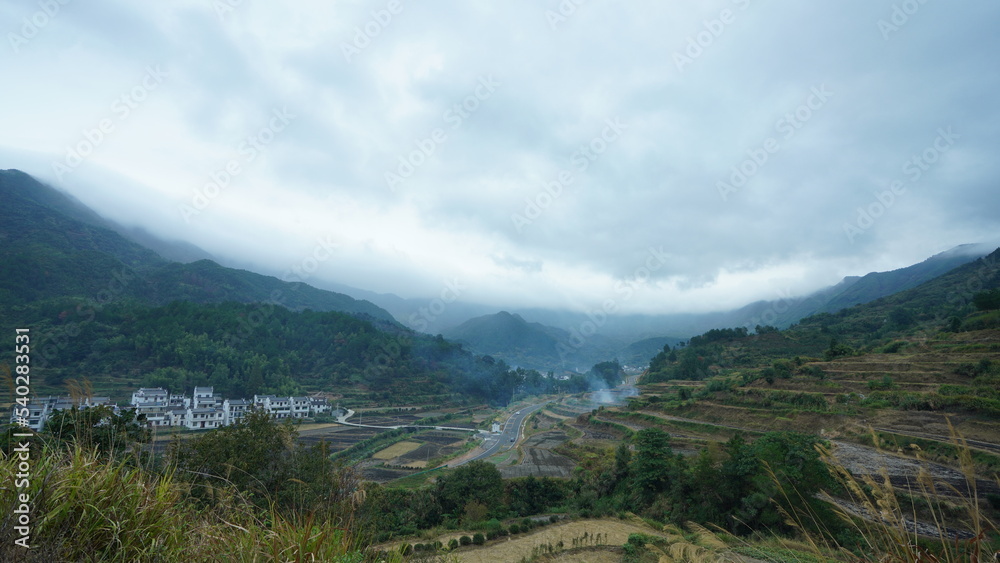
left=1, top=168, right=995, bottom=378
left=316, top=244, right=992, bottom=344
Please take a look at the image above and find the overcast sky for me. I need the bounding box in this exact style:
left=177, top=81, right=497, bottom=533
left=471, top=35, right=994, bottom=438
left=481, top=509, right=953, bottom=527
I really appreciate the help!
left=3, top=0, right=999, bottom=315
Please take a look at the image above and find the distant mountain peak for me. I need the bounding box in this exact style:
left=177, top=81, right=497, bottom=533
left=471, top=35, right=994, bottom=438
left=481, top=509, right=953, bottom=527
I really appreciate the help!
left=496, top=310, right=526, bottom=322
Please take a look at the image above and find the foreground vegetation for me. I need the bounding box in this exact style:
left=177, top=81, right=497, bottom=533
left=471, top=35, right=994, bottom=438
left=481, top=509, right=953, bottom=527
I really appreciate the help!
left=3, top=408, right=997, bottom=561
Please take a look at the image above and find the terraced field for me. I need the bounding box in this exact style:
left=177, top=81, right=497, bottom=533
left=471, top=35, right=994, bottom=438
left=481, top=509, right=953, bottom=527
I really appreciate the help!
left=372, top=440, right=421, bottom=460
left=500, top=431, right=575, bottom=478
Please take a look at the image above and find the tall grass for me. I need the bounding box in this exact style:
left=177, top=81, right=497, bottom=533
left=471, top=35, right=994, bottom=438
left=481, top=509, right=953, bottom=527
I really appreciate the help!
left=777, top=424, right=1000, bottom=562
left=0, top=444, right=365, bottom=562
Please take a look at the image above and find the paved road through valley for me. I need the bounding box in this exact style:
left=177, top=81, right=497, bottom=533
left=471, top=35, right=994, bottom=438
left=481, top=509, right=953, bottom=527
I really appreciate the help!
left=454, top=401, right=549, bottom=466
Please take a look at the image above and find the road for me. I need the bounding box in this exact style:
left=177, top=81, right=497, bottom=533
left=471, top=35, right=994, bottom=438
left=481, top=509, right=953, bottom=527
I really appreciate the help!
left=334, top=409, right=479, bottom=434
left=453, top=401, right=549, bottom=466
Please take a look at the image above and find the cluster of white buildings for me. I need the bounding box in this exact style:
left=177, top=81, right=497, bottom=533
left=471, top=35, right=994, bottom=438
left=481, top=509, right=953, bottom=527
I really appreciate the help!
left=130, top=387, right=331, bottom=430
left=9, top=387, right=331, bottom=432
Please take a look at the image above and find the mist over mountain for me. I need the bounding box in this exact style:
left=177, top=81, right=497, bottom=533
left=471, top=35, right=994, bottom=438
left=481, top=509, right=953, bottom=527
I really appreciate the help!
left=5, top=168, right=993, bottom=379
left=331, top=243, right=990, bottom=345
left=0, top=170, right=395, bottom=322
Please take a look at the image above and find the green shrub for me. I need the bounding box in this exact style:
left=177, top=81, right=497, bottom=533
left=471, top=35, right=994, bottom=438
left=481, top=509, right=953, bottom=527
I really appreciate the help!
left=472, top=532, right=485, bottom=545
left=882, top=341, right=907, bottom=353
left=868, top=375, right=895, bottom=390
left=459, top=535, right=472, bottom=546
left=773, top=359, right=794, bottom=379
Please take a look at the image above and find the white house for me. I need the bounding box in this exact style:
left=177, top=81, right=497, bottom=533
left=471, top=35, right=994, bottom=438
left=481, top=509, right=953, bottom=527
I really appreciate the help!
left=291, top=396, right=311, bottom=418
left=134, top=401, right=171, bottom=427
left=185, top=407, right=224, bottom=430
left=223, top=399, right=250, bottom=425
left=131, top=387, right=168, bottom=406
left=193, top=387, right=222, bottom=409
left=310, top=397, right=332, bottom=414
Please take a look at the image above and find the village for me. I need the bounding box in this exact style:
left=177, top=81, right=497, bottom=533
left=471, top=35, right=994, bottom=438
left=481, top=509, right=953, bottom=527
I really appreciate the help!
left=10, top=387, right=332, bottom=432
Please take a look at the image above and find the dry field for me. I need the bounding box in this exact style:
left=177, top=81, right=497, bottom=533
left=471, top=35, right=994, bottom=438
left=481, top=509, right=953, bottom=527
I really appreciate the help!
left=372, top=440, right=421, bottom=460
left=501, top=431, right=575, bottom=479
left=413, top=518, right=666, bottom=563
left=541, top=547, right=623, bottom=562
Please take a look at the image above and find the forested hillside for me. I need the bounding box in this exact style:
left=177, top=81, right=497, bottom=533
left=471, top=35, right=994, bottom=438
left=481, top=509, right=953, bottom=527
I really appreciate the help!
left=0, top=169, right=394, bottom=320
left=0, top=170, right=543, bottom=405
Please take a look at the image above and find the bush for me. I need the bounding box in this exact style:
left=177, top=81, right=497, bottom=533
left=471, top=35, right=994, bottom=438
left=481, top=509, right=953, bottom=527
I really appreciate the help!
left=955, top=362, right=980, bottom=377
left=799, top=365, right=826, bottom=379
left=868, top=376, right=895, bottom=391
left=459, top=536, right=472, bottom=546
left=509, top=524, right=520, bottom=534
left=472, top=533, right=485, bottom=545
left=448, top=538, right=459, bottom=550
left=773, top=359, right=793, bottom=379
left=882, top=341, right=907, bottom=353
left=824, top=338, right=853, bottom=361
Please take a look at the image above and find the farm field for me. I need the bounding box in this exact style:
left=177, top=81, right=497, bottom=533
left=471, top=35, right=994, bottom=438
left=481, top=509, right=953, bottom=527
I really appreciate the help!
left=372, top=441, right=421, bottom=460
left=500, top=431, right=575, bottom=479
left=441, top=518, right=666, bottom=563
left=359, top=428, right=474, bottom=482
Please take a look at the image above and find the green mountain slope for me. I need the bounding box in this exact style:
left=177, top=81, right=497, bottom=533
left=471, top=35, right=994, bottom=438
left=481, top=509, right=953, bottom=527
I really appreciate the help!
left=0, top=170, right=544, bottom=406
left=728, top=246, right=990, bottom=331
left=793, top=247, right=1000, bottom=343
left=0, top=169, right=394, bottom=321
left=441, top=311, right=630, bottom=372
left=817, top=244, right=994, bottom=314
left=644, top=246, right=1000, bottom=385
left=442, top=311, right=567, bottom=371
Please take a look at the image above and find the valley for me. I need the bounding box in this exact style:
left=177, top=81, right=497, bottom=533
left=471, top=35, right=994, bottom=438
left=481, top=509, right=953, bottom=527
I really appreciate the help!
left=2, top=169, right=1000, bottom=561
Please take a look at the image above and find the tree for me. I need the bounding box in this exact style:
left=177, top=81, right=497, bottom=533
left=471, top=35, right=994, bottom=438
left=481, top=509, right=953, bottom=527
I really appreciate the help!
left=590, top=360, right=624, bottom=388
left=464, top=500, right=489, bottom=524
left=170, top=408, right=296, bottom=508
left=973, top=289, right=1000, bottom=311
left=630, top=428, right=674, bottom=501
left=887, top=307, right=916, bottom=329
left=612, top=441, right=632, bottom=487
left=42, top=406, right=150, bottom=458
left=435, top=461, right=503, bottom=517
left=823, top=338, right=853, bottom=361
